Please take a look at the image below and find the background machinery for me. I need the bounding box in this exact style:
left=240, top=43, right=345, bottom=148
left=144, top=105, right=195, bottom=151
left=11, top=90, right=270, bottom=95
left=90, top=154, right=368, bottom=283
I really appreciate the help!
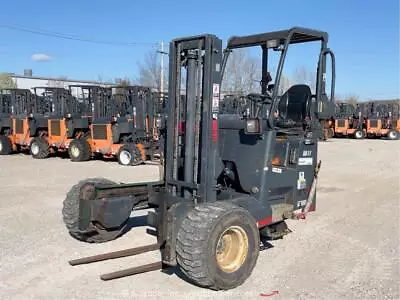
left=0, top=90, right=13, bottom=154
left=67, top=85, right=160, bottom=165
left=333, top=102, right=365, bottom=139
left=0, top=88, right=50, bottom=156
left=27, top=87, right=90, bottom=159
left=360, top=102, right=399, bottom=140
left=62, top=27, right=335, bottom=290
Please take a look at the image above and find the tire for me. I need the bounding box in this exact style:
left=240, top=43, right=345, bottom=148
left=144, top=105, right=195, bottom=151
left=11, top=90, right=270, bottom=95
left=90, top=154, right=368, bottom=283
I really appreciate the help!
left=0, top=135, right=12, bottom=155
left=62, top=178, right=127, bottom=243
left=176, top=202, right=260, bottom=290
left=68, top=139, right=91, bottom=162
left=354, top=130, right=364, bottom=139
left=327, top=128, right=334, bottom=139
left=117, top=144, right=143, bottom=166
left=387, top=130, right=399, bottom=140
left=30, top=137, right=49, bottom=159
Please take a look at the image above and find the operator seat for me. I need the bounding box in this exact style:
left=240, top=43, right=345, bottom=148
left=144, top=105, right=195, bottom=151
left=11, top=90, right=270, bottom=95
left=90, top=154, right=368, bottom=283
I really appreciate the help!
left=277, top=84, right=311, bottom=128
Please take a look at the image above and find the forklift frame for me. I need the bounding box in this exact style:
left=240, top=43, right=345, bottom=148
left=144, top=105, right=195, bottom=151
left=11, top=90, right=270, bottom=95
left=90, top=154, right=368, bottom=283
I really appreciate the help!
left=63, top=27, right=334, bottom=289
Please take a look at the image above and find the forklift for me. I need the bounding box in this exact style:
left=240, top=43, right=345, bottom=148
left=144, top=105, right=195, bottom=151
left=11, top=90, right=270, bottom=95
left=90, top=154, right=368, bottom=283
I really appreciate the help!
left=26, top=87, right=91, bottom=158
left=62, top=27, right=334, bottom=290
left=0, top=90, right=13, bottom=154
left=363, top=102, right=398, bottom=139
left=66, top=85, right=118, bottom=162
left=387, top=102, right=400, bottom=135
left=0, top=88, right=50, bottom=156
left=113, top=85, right=160, bottom=165
left=67, top=85, right=158, bottom=165
left=333, top=102, right=364, bottom=138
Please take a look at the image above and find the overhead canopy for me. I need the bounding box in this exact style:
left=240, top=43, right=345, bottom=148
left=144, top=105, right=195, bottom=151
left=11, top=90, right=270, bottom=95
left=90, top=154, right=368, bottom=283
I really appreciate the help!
left=227, top=27, right=328, bottom=49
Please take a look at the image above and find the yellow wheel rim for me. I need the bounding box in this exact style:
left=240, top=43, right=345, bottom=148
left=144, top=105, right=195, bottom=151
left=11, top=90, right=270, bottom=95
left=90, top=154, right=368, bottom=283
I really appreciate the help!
left=216, top=226, right=249, bottom=273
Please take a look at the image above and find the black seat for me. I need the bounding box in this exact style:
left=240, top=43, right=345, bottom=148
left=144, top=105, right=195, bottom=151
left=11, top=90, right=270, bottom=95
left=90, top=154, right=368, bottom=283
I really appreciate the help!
left=277, top=84, right=311, bottom=127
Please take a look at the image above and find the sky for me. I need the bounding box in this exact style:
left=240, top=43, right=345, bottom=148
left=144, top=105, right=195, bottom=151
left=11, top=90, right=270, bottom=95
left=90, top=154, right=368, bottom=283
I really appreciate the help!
left=0, top=0, right=399, bottom=100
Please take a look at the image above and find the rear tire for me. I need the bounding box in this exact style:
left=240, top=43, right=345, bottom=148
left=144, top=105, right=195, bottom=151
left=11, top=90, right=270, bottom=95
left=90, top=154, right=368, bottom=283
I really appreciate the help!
left=176, top=202, right=260, bottom=290
left=354, top=130, right=364, bottom=139
left=68, top=139, right=91, bottom=162
left=0, top=135, right=12, bottom=155
left=30, top=137, right=49, bottom=159
left=62, top=178, right=127, bottom=243
left=387, top=130, right=399, bottom=140
left=117, top=144, right=143, bottom=166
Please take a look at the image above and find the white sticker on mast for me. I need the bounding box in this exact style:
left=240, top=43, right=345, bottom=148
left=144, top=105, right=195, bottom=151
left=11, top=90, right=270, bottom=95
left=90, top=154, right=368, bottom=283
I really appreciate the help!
left=212, top=83, right=220, bottom=112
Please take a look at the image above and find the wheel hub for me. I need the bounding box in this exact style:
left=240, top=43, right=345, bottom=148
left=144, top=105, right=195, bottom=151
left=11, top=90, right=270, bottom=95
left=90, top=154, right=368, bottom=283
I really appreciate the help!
left=70, top=145, right=80, bottom=158
left=0, top=141, right=3, bottom=152
left=389, top=131, right=397, bottom=139
left=119, top=150, right=132, bottom=165
left=355, top=131, right=363, bottom=138
left=31, top=143, right=39, bottom=155
left=216, top=226, right=249, bottom=273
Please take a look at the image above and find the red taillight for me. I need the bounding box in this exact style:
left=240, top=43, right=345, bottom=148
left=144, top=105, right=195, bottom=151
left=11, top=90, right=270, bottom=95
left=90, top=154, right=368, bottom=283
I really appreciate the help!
left=212, top=120, right=218, bottom=143
left=178, top=121, right=185, bottom=135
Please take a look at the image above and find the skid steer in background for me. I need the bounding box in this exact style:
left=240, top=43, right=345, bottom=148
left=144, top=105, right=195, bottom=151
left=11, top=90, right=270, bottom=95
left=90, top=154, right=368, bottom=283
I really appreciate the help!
left=62, top=27, right=335, bottom=290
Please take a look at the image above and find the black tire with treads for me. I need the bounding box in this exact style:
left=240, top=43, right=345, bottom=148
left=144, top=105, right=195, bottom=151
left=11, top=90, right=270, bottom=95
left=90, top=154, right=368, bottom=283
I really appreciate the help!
left=387, top=130, right=399, bottom=140
left=117, top=144, right=143, bottom=166
left=176, top=201, right=260, bottom=290
left=30, top=137, right=49, bottom=159
left=68, top=139, right=91, bottom=162
left=354, top=129, right=364, bottom=139
left=62, top=178, right=127, bottom=243
left=0, top=135, right=12, bottom=155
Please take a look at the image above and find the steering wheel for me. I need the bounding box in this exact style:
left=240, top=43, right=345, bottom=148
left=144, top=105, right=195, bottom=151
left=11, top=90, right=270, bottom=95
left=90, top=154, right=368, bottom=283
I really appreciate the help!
left=244, top=93, right=273, bottom=118
left=246, top=93, right=272, bottom=104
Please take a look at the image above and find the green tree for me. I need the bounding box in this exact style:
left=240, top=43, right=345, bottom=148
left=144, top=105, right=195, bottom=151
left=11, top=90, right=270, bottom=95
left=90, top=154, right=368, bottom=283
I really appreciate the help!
left=0, top=73, right=17, bottom=89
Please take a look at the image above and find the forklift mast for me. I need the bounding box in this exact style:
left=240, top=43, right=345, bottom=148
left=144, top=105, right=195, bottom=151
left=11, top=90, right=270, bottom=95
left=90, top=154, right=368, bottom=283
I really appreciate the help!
left=69, top=85, right=114, bottom=119
left=165, top=35, right=222, bottom=202
left=0, top=91, right=12, bottom=116
left=8, top=89, right=33, bottom=116
left=32, top=87, right=74, bottom=117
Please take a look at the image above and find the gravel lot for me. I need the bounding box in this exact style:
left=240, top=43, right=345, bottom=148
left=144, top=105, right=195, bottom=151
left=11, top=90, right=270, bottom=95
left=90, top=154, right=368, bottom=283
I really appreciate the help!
left=0, top=139, right=399, bottom=300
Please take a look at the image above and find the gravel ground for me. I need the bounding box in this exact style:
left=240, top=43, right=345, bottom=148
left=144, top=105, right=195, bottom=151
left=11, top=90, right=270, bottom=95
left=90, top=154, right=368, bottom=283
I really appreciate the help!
left=0, top=139, right=399, bottom=300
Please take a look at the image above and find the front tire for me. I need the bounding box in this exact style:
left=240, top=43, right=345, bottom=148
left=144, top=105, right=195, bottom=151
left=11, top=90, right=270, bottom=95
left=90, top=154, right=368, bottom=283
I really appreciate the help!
left=354, top=129, right=364, bottom=139
left=387, top=130, right=399, bottom=140
left=30, top=137, right=49, bottom=159
left=62, top=178, right=127, bottom=243
left=68, top=139, right=91, bottom=162
left=176, top=202, right=260, bottom=290
left=0, top=135, right=12, bottom=155
left=117, top=144, right=143, bottom=166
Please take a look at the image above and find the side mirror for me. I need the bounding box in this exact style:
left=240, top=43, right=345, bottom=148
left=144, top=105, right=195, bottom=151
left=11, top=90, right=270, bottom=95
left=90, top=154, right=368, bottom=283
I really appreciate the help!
left=245, top=118, right=262, bottom=135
